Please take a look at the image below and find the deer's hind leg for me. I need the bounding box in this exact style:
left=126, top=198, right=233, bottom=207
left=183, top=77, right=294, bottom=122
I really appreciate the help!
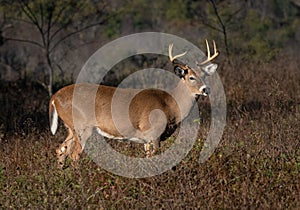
left=56, top=126, right=82, bottom=167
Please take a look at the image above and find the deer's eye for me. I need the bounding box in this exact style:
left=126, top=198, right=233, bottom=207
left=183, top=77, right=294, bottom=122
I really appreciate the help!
left=189, top=76, right=196, bottom=81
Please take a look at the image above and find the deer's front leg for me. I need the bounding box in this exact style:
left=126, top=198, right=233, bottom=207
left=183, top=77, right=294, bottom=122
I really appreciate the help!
left=144, top=139, right=160, bottom=158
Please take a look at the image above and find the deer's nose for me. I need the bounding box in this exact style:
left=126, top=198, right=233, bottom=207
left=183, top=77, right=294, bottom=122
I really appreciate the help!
left=200, top=85, right=210, bottom=96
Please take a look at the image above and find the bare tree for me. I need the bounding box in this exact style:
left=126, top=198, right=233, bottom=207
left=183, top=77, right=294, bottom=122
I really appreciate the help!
left=207, top=0, right=229, bottom=57
left=1, top=0, right=111, bottom=96
left=189, top=0, right=245, bottom=58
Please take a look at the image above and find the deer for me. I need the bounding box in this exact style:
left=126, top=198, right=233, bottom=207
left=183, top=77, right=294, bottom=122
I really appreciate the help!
left=49, top=40, right=219, bottom=167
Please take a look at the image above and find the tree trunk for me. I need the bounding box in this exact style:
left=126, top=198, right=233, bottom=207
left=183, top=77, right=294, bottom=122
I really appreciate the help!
left=46, top=53, right=53, bottom=97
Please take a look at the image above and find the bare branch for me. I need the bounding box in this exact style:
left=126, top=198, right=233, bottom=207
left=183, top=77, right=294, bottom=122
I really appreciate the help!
left=49, top=19, right=72, bottom=42
left=5, top=17, right=33, bottom=25
left=50, top=4, right=67, bottom=29
left=39, top=1, right=44, bottom=32
left=36, top=79, right=48, bottom=90
left=225, top=8, right=244, bottom=24
left=208, top=0, right=226, bottom=31
left=4, top=37, right=43, bottom=48
left=208, top=0, right=229, bottom=56
left=49, top=1, right=87, bottom=42
left=49, top=19, right=107, bottom=53
left=18, top=0, right=39, bottom=27
left=46, top=3, right=54, bottom=50
left=201, top=21, right=222, bottom=33
left=18, top=0, right=47, bottom=48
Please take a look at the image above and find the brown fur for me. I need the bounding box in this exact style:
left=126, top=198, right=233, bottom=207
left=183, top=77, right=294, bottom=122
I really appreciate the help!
left=50, top=68, right=207, bottom=166
left=49, top=42, right=219, bottom=167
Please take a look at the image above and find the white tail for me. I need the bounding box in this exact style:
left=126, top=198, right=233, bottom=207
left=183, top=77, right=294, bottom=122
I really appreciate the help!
left=50, top=100, right=58, bottom=135
left=50, top=41, right=219, bottom=167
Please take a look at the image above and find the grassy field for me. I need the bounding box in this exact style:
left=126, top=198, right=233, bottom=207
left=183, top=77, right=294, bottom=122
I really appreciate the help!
left=0, top=56, right=299, bottom=209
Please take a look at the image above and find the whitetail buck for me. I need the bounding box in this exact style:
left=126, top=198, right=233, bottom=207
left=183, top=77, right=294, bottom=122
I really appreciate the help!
left=49, top=40, right=219, bottom=167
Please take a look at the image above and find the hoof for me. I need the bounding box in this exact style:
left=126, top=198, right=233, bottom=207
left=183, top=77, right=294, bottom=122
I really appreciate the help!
left=56, top=145, right=68, bottom=168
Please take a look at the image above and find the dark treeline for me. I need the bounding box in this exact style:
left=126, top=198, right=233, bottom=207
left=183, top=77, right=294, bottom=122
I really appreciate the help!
left=0, top=0, right=299, bottom=95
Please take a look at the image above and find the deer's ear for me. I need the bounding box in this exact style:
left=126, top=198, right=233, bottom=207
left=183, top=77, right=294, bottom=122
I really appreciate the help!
left=174, top=66, right=188, bottom=78
left=203, top=63, right=218, bottom=75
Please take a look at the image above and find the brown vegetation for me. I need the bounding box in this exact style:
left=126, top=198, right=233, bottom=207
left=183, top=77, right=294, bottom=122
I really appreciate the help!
left=0, top=53, right=299, bottom=209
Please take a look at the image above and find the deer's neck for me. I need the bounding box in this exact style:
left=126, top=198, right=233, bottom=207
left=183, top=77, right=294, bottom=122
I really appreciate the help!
left=170, top=79, right=196, bottom=121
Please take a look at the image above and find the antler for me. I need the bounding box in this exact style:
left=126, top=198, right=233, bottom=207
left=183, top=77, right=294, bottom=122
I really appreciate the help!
left=168, top=43, right=187, bottom=63
left=200, top=39, right=219, bottom=65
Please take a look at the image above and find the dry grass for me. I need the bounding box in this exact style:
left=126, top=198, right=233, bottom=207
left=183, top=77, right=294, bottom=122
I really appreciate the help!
left=0, top=56, right=299, bottom=209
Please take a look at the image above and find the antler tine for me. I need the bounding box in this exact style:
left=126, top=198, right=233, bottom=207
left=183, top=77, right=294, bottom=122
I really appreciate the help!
left=168, top=43, right=174, bottom=62
left=206, top=39, right=210, bottom=60
left=213, top=40, right=217, bottom=55
left=168, top=43, right=187, bottom=62
left=200, top=39, right=219, bottom=65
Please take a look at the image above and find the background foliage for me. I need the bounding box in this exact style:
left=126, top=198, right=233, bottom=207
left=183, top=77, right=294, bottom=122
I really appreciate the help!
left=0, top=0, right=299, bottom=84
left=0, top=0, right=299, bottom=209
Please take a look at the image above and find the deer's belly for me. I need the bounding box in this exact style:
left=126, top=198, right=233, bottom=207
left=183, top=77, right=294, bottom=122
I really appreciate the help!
left=95, top=127, right=147, bottom=144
